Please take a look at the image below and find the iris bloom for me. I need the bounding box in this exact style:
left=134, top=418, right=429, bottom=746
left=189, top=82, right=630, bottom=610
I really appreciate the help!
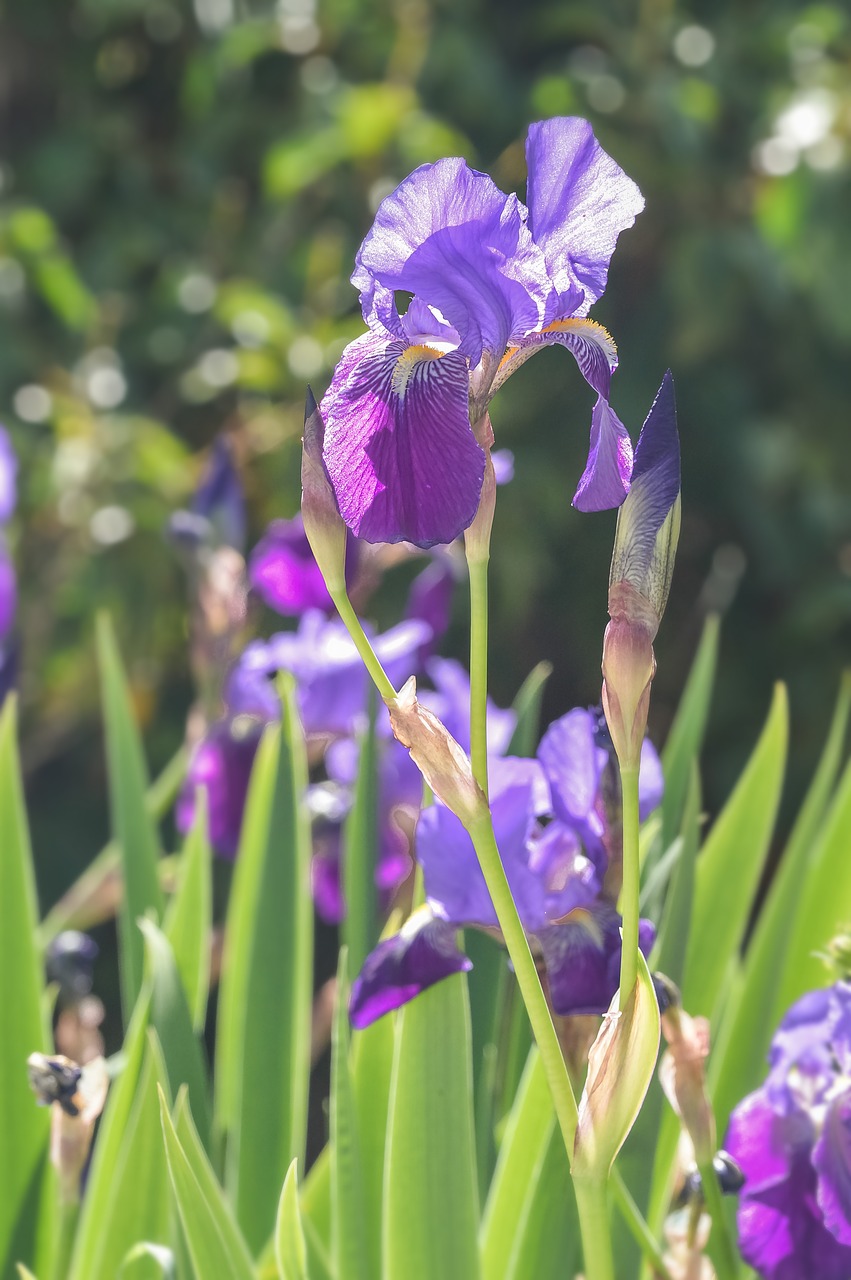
left=321, top=117, right=644, bottom=548
left=349, top=707, right=660, bottom=1028
left=726, top=982, right=851, bottom=1279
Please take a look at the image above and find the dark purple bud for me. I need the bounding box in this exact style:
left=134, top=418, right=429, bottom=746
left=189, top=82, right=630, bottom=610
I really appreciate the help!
left=538, top=902, right=655, bottom=1016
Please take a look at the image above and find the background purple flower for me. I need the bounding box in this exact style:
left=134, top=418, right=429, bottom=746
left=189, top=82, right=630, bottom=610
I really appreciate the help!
left=176, top=718, right=263, bottom=858
left=249, top=515, right=359, bottom=616
left=726, top=982, right=851, bottom=1279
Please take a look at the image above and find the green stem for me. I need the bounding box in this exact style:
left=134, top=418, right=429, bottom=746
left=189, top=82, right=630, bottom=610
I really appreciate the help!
left=329, top=589, right=397, bottom=704
left=573, top=1176, right=615, bottom=1280
left=467, top=556, right=490, bottom=800
left=698, top=1156, right=739, bottom=1280
left=611, top=1166, right=672, bottom=1280
left=467, top=813, right=578, bottom=1156
left=618, top=763, right=641, bottom=1011
left=51, top=1195, right=79, bottom=1280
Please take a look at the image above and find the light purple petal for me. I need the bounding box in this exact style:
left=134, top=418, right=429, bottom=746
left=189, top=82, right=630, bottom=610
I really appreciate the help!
left=572, top=396, right=633, bottom=512
left=0, top=427, right=17, bottom=524
left=353, top=158, right=550, bottom=363
left=422, top=656, right=516, bottom=755
left=491, top=449, right=515, bottom=485
left=249, top=515, right=358, bottom=616
left=638, top=737, right=664, bottom=819
left=813, top=1090, right=851, bottom=1246
left=538, top=708, right=608, bottom=839
left=349, top=908, right=471, bottom=1028
left=527, top=821, right=600, bottom=923
left=321, top=329, right=485, bottom=548
left=525, top=117, right=644, bottom=316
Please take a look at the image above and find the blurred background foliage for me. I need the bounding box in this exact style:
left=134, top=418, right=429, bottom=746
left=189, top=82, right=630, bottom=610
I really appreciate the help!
left=1, top=0, right=850, bottom=907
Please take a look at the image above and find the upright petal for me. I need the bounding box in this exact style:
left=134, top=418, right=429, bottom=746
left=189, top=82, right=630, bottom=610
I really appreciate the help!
left=525, top=117, right=644, bottom=316
left=322, top=330, right=485, bottom=548
left=538, top=707, right=608, bottom=838
left=353, top=158, right=550, bottom=363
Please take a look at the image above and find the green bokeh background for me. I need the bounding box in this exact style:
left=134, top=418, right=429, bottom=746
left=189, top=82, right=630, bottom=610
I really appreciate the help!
left=2, top=0, right=849, bottom=909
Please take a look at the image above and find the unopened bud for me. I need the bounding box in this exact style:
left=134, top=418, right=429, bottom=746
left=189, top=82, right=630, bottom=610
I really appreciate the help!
left=388, top=676, right=486, bottom=829
left=659, top=1006, right=715, bottom=1167
left=28, top=1052, right=109, bottom=1202
left=301, top=388, right=348, bottom=597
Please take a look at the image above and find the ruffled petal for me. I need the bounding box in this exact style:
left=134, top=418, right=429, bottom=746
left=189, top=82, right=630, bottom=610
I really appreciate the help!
left=525, top=117, right=644, bottom=316
left=353, top=159, right=550, bottom=363
left=349, top=907, right=471, bottom=1028
left=572, top=396, right=634, bottom=512
left=321, top=330, right=485, bottom=548
left=527, top=821, right=601, bottom=923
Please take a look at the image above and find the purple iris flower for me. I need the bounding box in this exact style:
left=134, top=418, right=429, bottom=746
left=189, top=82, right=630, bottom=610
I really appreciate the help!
left=420, top=656, right=517, bottom=756
left=249, top=515, right=359, bottom=616
left=321, top=117, right=644, bottom=548
left=176, top=717, right=262, bottom=858
left=225, top=608, right=431, bottom=737
left=726, top=983, right=851, bottom=1280
left=349, top=707, right=660, bottom=1027
left=192, top=436, right=246, bottom=551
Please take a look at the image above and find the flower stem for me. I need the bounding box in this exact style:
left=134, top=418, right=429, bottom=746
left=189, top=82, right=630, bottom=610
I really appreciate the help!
left=618, top=763, right=641, bottom=1011
left=329, top=589, right=397, bottom=704
left=572, top=1176, right=615, bottom=1280
left=467, top=556, right=490, bottom=799
left=467, top=812, right=578, bottom=1155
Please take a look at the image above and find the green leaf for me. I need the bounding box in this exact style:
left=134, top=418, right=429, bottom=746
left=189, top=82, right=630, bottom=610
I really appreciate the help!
left=159, top=1091, right=256, bottom=1280
left=330, top=952, right=369, bottom=1280
left=776, top=756, right=851, bottom=1010
left=71, top=1035, right=171, bottom=1280
left=139, top=919, right=211, bottom=1151
left=164, top=794, right=212, bottom=1032
left=276, top=1161, right=309, bottom=1280
left=651, top=765, right=701, bottom=987
left=681, top=683, right=788, bottom=1018
left=0, top=699, right=51, bottom=1279
left=300, top=1146, right=331, bottom=1254
left=215, top=677, right=313, bottom=1252
left=507, top=661, right=552, bottom=757
left=660, top=614, right=720, bottom=852
left=172, top=1090, right=256, bottom=1279
left=481, top=1047, right=577, bottom=1280
left=97, top=614, right=164, bottom=1021
left=341, top=698, right=379, bottom=977
left=118, top=1242, right=177, bottom=1279
left=383, top=975, right=480, bottom=1280
left=350, top=1007, right=395, bottom=1277
left=711, top=674, right=851, bottom=1130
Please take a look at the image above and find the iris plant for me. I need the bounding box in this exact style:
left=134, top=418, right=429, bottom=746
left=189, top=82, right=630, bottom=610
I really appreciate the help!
left=320, top=117, right=644, bottom=547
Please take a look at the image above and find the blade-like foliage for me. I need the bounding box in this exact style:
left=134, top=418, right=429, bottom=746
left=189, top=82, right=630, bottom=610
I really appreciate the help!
left=97, top=614, right=164, bottom=1020
left=659, top=613, right=719, bottom=852
left=341, top=700, right=379, bottom=977
left=507, top=661, right=552, bottom=757
left=0, top=699, right=51, bottom=1280
left=330, top=952, right=369, bottom=1280
left=350, top=1005, right=395, bottom=1276
left=215, top=677, right=313, bottom=1252
left=383, top=974, right=481, bottom=1280
left=164, top=793, right=212, bottom=1032
left=276, top=1162, right=309, bottom=1280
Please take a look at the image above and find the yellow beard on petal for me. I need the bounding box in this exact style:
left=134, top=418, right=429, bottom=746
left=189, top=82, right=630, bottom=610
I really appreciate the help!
left=540, top=316, right=618, bottom=365
left=391, top=344, right=444, bottom=400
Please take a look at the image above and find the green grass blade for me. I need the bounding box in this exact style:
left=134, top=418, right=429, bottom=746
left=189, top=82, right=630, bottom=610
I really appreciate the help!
left=300, top=1147, right=331, bottom=1255
left=276, top=1162, right=309, bottom=1280
left=159, top=1091, right=255, bottom=1280
left=681, top=683, right=788, bottom=1019
left=350, top=1009, right=395, bottom=1277
left=710, top=675, right=851, bottom=1130
left=776, top=757, right=851, bottom=1011
left=651, top=766, right=701, bottom=987
left=73, top=1034, right=172, bottom=1280
left=330, top=952, right=369, bottom=1280
left=97, top=614, right=164, bottom=1020
left=171, top=1090, right=256, bottom=1278
left=481, top=1047, right=576, bottom=1280
left=465, top=930, right=508, bottom=1197
left=660, top=614, right=720, bottom=852
left=0, top=699, right=51, bottom=1279
left=139, top=919, right=211, bottom=1150
left=507, top=661, right=552, bottom=757
left=118, top=1242, right=176, bottom=1278
left=164, top=794, right=212, bottom=1033
left=341, top=700, right=378, bottom=977
left=216, top=676, right=313, bottom=1252
left=383, top=975, right=480, bottom=1280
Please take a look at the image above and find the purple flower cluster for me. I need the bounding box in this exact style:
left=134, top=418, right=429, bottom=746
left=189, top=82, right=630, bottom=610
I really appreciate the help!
left=320, top=117, right=644, bottom=548
left=726, top=982, right=851, bottom=1280
left=349, top=706, right=661, bottom=1028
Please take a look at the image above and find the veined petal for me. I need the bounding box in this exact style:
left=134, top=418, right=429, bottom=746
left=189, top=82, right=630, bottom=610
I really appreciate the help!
left=349, top=907, right=471, bottom=1028
left=813, top=1089, right=851, bottom=1246
left=489, top=316, right=617, bottom=401
left=322, top=330, right=485, bottom=548
left=525, top=117, right=644, bottom=316
left=353, top=158, right=550, bottom=364
left=573, top=396, right=634, bottom=512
